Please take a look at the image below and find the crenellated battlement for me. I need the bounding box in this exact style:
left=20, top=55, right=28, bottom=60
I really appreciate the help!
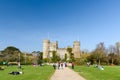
left=43, top=39, right=81, bottom=59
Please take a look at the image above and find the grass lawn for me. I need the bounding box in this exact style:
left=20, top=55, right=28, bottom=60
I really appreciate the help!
left=72, top=65, right=120, bottom=80
left=0, top=65, right=55, bottom=80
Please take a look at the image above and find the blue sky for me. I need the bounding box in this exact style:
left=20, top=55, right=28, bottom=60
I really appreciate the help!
left=0, top=0, right=120, bottom=52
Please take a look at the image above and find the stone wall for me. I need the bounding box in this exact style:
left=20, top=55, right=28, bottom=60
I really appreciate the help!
left=43, top=39, right=80, bottom=59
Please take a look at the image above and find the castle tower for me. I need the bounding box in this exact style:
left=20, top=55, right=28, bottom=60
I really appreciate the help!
left=73, top=41, right=80, bottom=58
left=50, top=41, right=58, bottom=51
left=43, top=40, right=50, bottom=58
left=49, top=41, right=58, bottom=58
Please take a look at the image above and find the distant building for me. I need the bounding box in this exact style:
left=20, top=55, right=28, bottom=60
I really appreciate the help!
left=43, top=39, right=81, bottom=60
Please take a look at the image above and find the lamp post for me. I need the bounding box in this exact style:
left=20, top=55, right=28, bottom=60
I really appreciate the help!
left=17, top=51, right=21, bottom=68
left=19, top=52, right=20, bottom=63
left=25, top=53, right=26, bottom=65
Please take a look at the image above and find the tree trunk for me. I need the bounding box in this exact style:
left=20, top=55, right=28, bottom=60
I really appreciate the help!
left=112, top=58, right=114, bottom=65
left=99, top=59, right=100, bottom=65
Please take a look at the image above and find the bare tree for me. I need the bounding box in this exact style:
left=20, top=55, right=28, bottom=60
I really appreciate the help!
left=108, top=45, right=116, bottom=65
left=115, top=42, right=120, bottom=64
left=116, top=42, right=120, bottom=57
left=92, top=42, right=107, bottom=65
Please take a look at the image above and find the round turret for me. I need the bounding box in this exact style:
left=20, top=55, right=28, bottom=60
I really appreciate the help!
left=73, top=41, right=80, bottom=46
left=73, top=41, right=80, bottom=58
left=43, top=40, right=50, bottom=43
left=43, top=40, right=50, bottom=58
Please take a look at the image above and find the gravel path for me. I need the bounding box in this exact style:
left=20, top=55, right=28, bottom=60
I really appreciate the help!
left=50, top=67, right=86, bottom=80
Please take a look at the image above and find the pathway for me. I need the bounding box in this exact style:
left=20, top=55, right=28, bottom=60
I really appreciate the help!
left=50, top=67, right=86, bottom=80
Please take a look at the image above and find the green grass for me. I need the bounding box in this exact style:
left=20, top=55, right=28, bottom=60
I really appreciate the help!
left=72, top=65, right=120, bottom=80
left=0, top=65, right=55, bottom=80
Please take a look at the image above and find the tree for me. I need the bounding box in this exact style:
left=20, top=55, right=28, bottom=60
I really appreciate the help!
left=108, top=45, right=116, bottom=65
left=51, top=51, right=61, bottom=63
left=56, top=55, right=61, bottom=62
left=89, top=42, right=107, bottom=65
left=43, top=58, right=50, bottom=63
left=115, top=42, right=120, bottom=64
left=64, top=54, right=67, bottom=61
left=38, top=52, right=43, bottom=65
left=39, top=52, right=43, bottom=60
left=67, top=47, right=74, bottom=62
left=116, top=42, right=120, bottom=56
left=76, top=53, right=90, bottom=65
left=32, top=51, right=40, bottom=65
left=51, top=51, right=57, bottom=62
left=22, top=53, right=33, bottom=65
left=1, top=46, right=22, bottom=62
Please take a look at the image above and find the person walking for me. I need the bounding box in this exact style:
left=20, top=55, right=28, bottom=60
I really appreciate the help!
left=65, top=62, right=67, bottom=67
left=72, top=62, right=74, bottom=69
left=53, top=63, right=56, bottom=69
left=58, top=62, right=60, bottom=69
left=61, top=62, right=63, bottom=69
left=18, top=62, right=21, bottom=69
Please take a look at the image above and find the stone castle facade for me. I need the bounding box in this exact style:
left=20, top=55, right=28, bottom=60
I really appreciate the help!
left=43, top=39, right=81, bottom=60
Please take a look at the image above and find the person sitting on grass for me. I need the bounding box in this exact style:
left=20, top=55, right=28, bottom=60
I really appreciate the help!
left=0, top=66, right=4, bottom=70
left=98, top=65, right=104, bottom=70
left=9, top=71, right=23, bottom=75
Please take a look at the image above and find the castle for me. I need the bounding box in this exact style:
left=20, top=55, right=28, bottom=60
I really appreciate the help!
left=43, top=39, right=81, bottom=60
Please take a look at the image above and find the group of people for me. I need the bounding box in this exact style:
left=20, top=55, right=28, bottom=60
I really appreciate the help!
left=53, top=62, right=75, bottom=69
left=53, top=62, right=68, bottom=70
left=93, top=64, right=104, bottom=70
